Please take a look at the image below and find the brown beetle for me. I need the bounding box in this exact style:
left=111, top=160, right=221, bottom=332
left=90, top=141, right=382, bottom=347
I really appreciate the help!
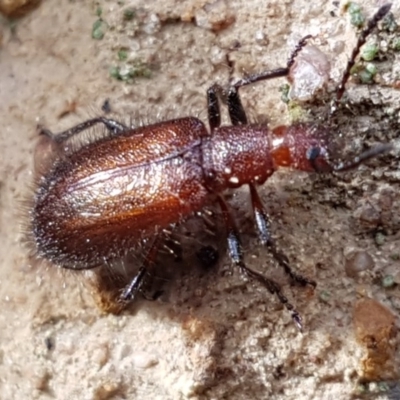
left=30, top=4, right=392, bottom=330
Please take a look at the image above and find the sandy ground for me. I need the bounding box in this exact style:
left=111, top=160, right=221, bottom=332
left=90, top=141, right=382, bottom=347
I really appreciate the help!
left=1, top=0, right=400, bottom=399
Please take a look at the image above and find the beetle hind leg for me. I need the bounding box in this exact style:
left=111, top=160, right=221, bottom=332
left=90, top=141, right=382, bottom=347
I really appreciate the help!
left=217, top=196, right=303, bottom=331
left=249, top=183, right=316, bottom=289
left=119, top=236, right=163, bottom=304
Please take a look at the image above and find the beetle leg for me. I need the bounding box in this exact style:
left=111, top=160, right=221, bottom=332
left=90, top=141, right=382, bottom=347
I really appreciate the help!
left=227, top=87, right=248, bottom=125
left=230, top=35, right=312, bottom=94
left=207, top=82, right=248, bottom=127
left=217, top=195, right=303, bottom=331
left=38, top=117, right=129, bottom=144
left=226, top=36, right=312, bottom=126
left=119, top=235, right=162, bottom=303
left=249, top=183, right=316, bottom=290
left=119, top=266, right=148, bottom=303
left=207, top=84, right=222, bottom=131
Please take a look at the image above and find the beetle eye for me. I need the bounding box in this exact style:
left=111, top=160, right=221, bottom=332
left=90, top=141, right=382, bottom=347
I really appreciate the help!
left=305, top=146, right=332, bottom=172
left=306, top=146, right=321, bottom=161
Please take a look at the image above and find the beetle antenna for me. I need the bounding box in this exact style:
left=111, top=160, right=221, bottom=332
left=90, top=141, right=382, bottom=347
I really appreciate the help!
left=332, top=3, right=392, bottom=114
left=333, top=143, right=392, bottom=172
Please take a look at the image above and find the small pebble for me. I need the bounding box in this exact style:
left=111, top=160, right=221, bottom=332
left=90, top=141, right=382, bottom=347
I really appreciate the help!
left=344, top=251, right=374, bottom=278
left=353, top=298, right=397, bottom=380
left=132, top=351, right=158, bottom=369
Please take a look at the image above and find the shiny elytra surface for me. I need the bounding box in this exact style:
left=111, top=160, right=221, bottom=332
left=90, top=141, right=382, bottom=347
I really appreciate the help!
left=32, top=117, right=276, bottom=269
left=32, top=117, right=210, bottom=269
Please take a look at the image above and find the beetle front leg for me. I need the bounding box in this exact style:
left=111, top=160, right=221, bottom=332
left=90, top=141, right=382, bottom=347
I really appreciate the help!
left=207, top=83, right=248, bottom=127
left=207, top=35, right=312, bottom=129
left=226, top=36, right=312, bottom=126
left=226, top=87, right=248, bottom=125
left=207, top=84, right=223, bottom=132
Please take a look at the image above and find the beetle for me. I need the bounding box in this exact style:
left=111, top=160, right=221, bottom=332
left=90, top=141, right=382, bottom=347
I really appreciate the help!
left=30, top=4, right=392, bottom=330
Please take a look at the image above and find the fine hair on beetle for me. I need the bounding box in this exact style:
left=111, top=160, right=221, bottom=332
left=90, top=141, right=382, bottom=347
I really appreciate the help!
left=28, top=114, right=227, bottom=308
left=26, top=4, right=393, bottom=330
left=27, top=116, right=228, bottom=311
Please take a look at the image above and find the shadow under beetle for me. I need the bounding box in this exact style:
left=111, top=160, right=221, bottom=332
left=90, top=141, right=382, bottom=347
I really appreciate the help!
left=31, top=4, right=393, bottom=330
